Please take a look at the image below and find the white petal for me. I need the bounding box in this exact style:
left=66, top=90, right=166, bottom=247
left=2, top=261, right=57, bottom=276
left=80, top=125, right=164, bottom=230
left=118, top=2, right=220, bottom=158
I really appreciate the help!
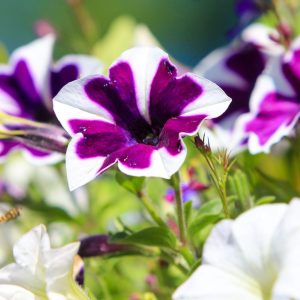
left=180, top=74, right=231, bottom=119
left=0, top=284, right=34, bottom=300
left=53, top=99, right=114, bottom=136
left=66, top=133, right=106, bottom=191
left=45, top=242, right=88, bottom=300
left=173, top=265, right=262, bottom=300
left=272, top=200, right=300, bottom=298
left=53, top=76, right=115, bottom=135
left=10, top=35, right=55, bottom=99
left=0, top=263, right=44, bottom=295
left=13, top=224, right=50, bottom=275
left=203, top=205, right=287, bottom=282
left=241, top=23, right=282, bottom=55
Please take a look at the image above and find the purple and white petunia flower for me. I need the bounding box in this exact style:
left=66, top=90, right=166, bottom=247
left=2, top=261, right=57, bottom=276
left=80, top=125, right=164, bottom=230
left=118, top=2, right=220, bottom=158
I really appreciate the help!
left=53, top=47, right=231, bottom=190
left=0, top=35, right=102, bottom=164
left=194, top=24, right=281, bottom=152
left=244, top=37, right=300, bottom=153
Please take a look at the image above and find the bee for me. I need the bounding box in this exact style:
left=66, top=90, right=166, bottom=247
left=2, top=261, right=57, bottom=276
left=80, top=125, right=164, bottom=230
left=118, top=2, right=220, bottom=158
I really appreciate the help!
left=0, top=207, right=21, bottom=223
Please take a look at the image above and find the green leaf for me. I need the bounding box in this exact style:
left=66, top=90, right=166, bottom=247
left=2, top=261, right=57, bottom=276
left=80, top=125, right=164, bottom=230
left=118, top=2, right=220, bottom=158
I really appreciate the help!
left=184, top=200, right=193, bottom=225
left=255, top=195, right=276, bottom=206
left=189, top=213, right=223, bottom=238
left=115, top=171, right=145, bottom=194
left=198, top=199, right=223, bottom=215
left=118, top=226, right=177, bottom=249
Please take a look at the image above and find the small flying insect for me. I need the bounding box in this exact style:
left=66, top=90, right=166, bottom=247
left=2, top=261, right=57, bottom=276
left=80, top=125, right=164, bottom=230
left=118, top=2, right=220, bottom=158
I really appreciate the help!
left=0, top=207, right=21, bottom=223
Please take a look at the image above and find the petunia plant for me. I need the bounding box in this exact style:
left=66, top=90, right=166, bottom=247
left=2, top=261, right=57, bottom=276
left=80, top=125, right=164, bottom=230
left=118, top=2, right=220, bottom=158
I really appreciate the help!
left=1, top=1, right=300, bottom=299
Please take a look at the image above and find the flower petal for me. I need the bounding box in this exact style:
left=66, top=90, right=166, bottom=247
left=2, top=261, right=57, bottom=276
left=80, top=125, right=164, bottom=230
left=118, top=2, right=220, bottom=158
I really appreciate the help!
left=110, top=47, right=169, bottom=124
left=245, top=55, right=300, bottom=153
left=271, top=200, right=300, bottom=299
left=0, top=141, right=19, bottom=161
left=65, top=119, right=131, bottom=191
left=159, top=115, right=206, bottom=155
left=45, top=242, right=88, bottom=300
left=50, top=54, right=103, bottom=98
left=53, top=76, right=115, bottom=134
left=0, top=263, right=43, bottom=295
left=10, top=35, right=55, bottom=101
left=203, top=204, right=287, bottom=282
left=13, top=224, right=50, bottom=275
left=0, top=284, right=34, bottom=300
left=22, top=146, right=64, bottom=165
left=116, top=144, right=185, bottom=179
left=246, top=92, right=300, bottom=153
left=178, top=73, right=231, bottom=119
left=173, top=265, right=261, bottom=300
left=241, top=23, right=282, bottom=54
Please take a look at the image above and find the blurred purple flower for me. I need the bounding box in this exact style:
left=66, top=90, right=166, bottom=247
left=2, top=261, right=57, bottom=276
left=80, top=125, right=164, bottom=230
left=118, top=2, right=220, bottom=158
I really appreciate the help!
left=195, top=24, right=281, bottom=152
left=245, top=38, right=300, bottom=153
left=165, top=167, right=208, bottom=208
left=0, top=178, right=25, bottom=200
left=78, top=234, right=132, bottom=257
left=0, top=36, right=102, bottom=163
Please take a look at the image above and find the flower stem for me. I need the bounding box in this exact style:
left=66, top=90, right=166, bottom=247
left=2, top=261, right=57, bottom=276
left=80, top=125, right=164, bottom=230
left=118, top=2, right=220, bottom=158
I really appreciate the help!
left=170, top=173, right=188, bottom=245
left=137, top=191, right=166, bottom=228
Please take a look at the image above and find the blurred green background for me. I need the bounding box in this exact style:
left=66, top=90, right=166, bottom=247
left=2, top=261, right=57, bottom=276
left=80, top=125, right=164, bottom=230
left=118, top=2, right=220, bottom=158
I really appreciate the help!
left=0, top=0, right=237, bottom=66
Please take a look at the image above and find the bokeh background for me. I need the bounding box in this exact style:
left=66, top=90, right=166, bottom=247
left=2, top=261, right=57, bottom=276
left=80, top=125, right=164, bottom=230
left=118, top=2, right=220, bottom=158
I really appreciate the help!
left=0, top=0, right=237, bottom=66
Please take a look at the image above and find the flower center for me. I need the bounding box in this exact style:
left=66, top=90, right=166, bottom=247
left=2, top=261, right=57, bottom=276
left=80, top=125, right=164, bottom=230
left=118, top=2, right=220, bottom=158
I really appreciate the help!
left=142, top=132, right=159, bottom=146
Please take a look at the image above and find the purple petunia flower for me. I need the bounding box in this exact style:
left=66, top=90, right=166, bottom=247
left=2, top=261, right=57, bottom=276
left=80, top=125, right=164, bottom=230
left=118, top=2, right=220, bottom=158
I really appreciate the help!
left=194, top=24, right=281, bottom=152
left=245, top=38, right=300, bottom=153
left=0, top=35, right=102, bottom=163
left=53, top=47, right=231, bottom=190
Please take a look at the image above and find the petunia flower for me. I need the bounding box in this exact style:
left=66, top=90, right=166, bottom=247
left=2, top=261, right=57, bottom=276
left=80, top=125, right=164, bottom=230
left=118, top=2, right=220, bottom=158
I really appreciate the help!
left=0, top=224, right=89, bottom=300
left=194, top=24, right=281, bottom=152
left=173, top=199, right=300, bottom=300
left=0, top=35, right=102, bottom=163
left=53, top=47, right=231, bottom=190
left=244, top=37, right=300, bottom=153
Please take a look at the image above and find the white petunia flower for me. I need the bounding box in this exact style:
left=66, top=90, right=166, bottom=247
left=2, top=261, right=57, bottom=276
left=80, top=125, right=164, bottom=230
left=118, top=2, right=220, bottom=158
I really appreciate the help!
left=0, top=224, right=89, bottom=300
left=173, top=199, right=300, bottom=300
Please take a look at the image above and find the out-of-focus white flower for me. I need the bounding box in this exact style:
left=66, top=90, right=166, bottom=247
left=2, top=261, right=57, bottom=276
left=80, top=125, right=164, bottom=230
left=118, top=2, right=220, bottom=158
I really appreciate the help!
left=173, top=199, right=300, bottom=300
left=0, top=224, right=89, bottom=300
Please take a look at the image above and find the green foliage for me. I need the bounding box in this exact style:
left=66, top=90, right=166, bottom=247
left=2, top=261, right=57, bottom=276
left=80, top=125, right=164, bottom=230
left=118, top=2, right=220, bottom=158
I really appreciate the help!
left=115, top=226, right=177, bottom=249
left=115, top=171, right=145, bottom=195
left=188, top=212, right=223, bottom=238
left=92, top=16, right=137, bottom=72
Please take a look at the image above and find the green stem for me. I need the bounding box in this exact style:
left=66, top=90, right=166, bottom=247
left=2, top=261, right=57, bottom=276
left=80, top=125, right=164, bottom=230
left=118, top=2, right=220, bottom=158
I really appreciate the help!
left=137, top=191, right=166, bottom=227
left=203, top=155, right=230, bottom=218
left=170, top=173, right=188, bottom=245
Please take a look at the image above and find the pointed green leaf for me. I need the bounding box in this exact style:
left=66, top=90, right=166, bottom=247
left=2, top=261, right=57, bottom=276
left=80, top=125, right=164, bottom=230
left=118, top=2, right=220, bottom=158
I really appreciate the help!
left=119, top=226, right=177, bottom=249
